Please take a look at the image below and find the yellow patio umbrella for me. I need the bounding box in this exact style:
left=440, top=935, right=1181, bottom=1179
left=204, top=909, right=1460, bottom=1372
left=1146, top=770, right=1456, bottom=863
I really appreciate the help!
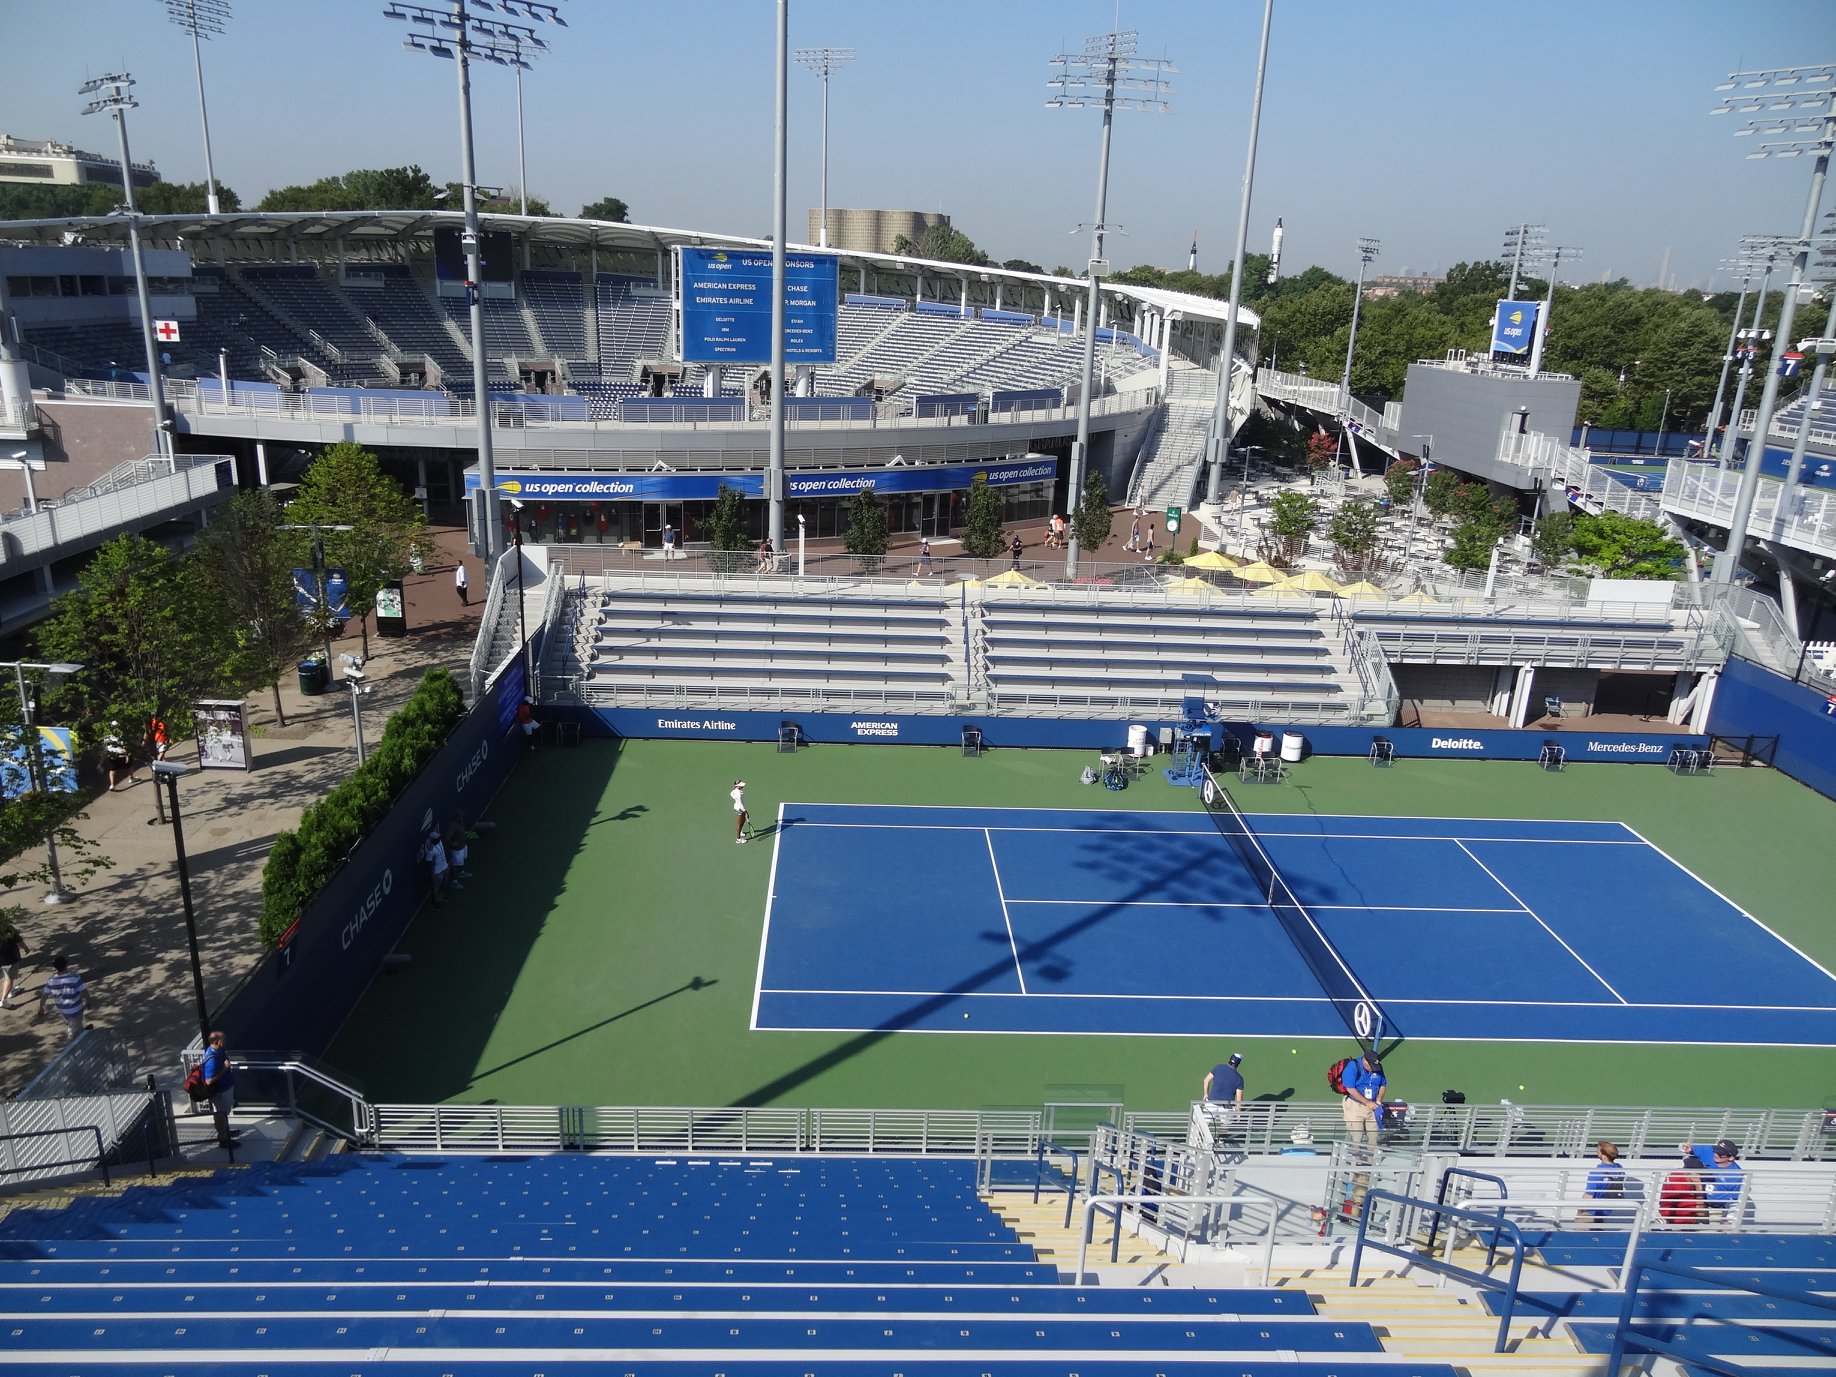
left=1184, top=549, right=1242, bottom=571
left=1333, top=580, right=1390, bottom=599
left=1278, top=569, right=1344, bottom=594
left=1163, top=576, right=1217, bottom=594
left=985, top=568, right=1042, bottom=587
left=1252, top=576, right=1311, bottom=596
left=1231, top=560, right=1286, bottom=584
left=1393, top=590, right=1442, bottom=605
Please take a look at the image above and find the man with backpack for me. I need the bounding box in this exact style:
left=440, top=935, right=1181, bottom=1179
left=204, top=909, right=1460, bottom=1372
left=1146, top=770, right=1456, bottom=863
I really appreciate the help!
left=1336, top=1050, right=1387, bottom=1154
left=199, top=1030, right=238, bottom=1151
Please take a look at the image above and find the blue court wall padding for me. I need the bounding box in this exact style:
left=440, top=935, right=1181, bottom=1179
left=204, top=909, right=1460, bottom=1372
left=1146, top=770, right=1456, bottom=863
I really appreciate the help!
left=564, top=707, right=1706, bottom=761
left=991, top=387, right=1063, bottom=412
left=1707, top=655, right=1836, bottom=801
left=618, top=397, right=746, bottom=422
left=210, top=670, right=529, bottom=1056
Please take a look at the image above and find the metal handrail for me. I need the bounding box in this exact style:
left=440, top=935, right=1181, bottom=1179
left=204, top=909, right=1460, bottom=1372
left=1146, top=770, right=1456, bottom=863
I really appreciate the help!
left=1072, top=1191, right=1244, bottom=1284
left=1425, top=1166, right=1509, bottom=1258
left=0, top=1125, right=109, bottom=1188
left=1351, top=1188, right=1528, bottom=1353
left=1605, top=1255, right=1836, bottom=1377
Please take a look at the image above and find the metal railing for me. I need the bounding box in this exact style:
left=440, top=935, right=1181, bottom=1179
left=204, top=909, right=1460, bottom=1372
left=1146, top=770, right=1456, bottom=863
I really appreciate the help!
left=181, top=1052, right=372, bottom=1146
left=466, top=545, right=521, bottom=700
left=0, top=1125, right=110, bottom=1188
left=1351, top=1189, right=1528, bottom=1352
left=1605, top=1256, right=1836, bottom=1377
left=1663, top=461, right=1836, bottom=561
left=0, top=456, right=233, bottom=559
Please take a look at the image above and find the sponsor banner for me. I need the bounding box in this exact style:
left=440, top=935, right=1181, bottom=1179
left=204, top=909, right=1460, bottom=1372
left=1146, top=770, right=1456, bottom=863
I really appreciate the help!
left=195, top=699, right=251, bottom=771
left=0, top=726, right=77, bottom=799
left=1491, top=299, right=1539, bottom=356
left=1710, top=655, right=1836, bottom=802
left=680, top=247, right=839, bottom=366
left=464, top=457, right=1058, bottom=503
left=212, top=669, right=530, bottom=1056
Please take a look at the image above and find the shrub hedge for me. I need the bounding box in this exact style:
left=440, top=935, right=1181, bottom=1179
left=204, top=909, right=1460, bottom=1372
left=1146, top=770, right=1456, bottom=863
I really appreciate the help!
left=258, top=668, right=466, bottom=948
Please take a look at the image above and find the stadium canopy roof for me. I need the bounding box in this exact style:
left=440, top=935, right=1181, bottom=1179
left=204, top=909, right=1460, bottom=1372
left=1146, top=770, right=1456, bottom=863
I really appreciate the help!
left=0, top=208, right=1255, bottom=330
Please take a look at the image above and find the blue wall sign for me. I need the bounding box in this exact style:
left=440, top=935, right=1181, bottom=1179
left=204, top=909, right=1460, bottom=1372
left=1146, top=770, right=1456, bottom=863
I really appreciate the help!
left=1492, top=300, right=1539, bottom=356
left=1, top=726, right=78, bottom=799
left=465, top=457, right=1058, bottom=503
left=681, top=247, right=839, bottom=366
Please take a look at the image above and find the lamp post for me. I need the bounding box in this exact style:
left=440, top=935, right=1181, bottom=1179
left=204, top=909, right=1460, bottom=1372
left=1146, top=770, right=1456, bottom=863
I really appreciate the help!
left=1709, top=63, right=1836, bottom=584
left=1204, top=0, right=1274, bottom=510
left=338, top=655, right=373, bottom=765
left=78, top=73, right=169, bottom=461
left=5, top=660, right=82, bottom=904
left=794, top=46, right=856, bottom=249
left=1048, top=27, right=1174, bottom=577
left=1704, top=240, right=1783, bottom=461
left=385, top=1, right=567, bottom=562
left=1408, top=436, right=1433, bottom=526
left=1338, top=236, right=1380, bottom=415
left=1526, top=244, right=1581, bottom=379
left=150, top=760, right=211, bottom=1047
left=162, top=0, right=231, bottom=217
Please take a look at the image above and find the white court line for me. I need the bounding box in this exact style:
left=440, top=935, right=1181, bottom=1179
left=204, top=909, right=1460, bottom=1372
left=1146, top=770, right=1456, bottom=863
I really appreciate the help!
left=747, top=802, right=789, bottom=1033
left=756, top=986, right=1836, bottom=1014
left=1454, top=839, right=1629, bottom=1005
left=1614, top=821, right=1836, bottom=989
left=788, top=819, right=1639, bottom=847
left=984, top=829, right=1027, bottom=995
left=784, top=800, right=1642, bottom=829
left=1003, top=898, right=1532, bottom=914
left=759, top=986, right=1332, bottom=1003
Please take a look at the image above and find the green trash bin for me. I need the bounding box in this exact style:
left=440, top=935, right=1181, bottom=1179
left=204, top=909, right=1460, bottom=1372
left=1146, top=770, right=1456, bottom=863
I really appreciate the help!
left=297, top=659, right=328, bottom=696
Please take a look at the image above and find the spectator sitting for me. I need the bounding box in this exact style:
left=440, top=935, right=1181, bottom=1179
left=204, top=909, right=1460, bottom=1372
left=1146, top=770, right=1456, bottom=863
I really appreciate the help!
left=1657, top=1152, right=1706, bottom=1225
left=1683, top=1139, right=1743, bottom=1222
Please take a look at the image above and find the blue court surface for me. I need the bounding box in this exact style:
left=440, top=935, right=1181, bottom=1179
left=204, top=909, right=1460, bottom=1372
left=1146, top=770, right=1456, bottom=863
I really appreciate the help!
left=750, top=804, right=1836, bottom=1047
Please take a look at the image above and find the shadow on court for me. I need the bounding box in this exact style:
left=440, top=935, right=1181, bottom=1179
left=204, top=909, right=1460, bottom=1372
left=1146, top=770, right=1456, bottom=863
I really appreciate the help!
left=469, top=976, right=717, bottom=1081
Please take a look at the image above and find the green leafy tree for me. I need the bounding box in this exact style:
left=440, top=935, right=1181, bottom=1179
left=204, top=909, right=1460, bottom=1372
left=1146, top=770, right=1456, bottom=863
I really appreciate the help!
left=193, top=490, right=313, bottom=726
left=891, top=224, right=991, bottom=265
left=286, top=442, right=428, bottom=657
left=1568, top=511, right=1685, bottom=579
left=137, top=180, right=242, bottom=215
left=1443, top=518, right=1508, bottom=572
left=1531, top=510, right=1576, bottom=572
left=1000, top=257, right=1045, bottom=275
left=256, top=166, right=441, bottom=212
left=961, top=474, right=1006, bottom=559
left=1328, top=500, right=1384, bottom=574
left=444, top=183, right=551, bottom=217
left=1384, top=457, right=1420, bottom=507
left=703, top=482, right=750, bottom=572
left=841, top=485, right=889, bottom=570
left=1070, top=469, right=1112, bottom=552
left=33, top=533, right=237, bottom=767
left=1422, top=469, right=1464, bottom=520
left=1261, top=490, right=1320, bottom=566
left=580, top=196, right=630, bottom=223
left=0, top=717, right=111, bottom=895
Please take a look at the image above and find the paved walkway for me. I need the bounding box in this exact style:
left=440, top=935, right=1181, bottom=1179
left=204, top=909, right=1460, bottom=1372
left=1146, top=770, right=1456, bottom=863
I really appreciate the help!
left=0, top=527, right=485, bottom=1097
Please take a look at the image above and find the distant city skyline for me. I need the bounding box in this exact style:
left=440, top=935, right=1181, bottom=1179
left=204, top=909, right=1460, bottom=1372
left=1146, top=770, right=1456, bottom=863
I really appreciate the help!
left=0, top=0, right=1828, bottom=291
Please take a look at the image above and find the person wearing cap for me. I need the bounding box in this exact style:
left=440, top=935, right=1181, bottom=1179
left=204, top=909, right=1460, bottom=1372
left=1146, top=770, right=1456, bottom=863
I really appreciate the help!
left=1193, top=1052, right=1245, bottom=1151
left=730, top=780, right=750, bottom=844
left=1683, top=1140, right=1744, bottom=1220
left=1341, top=1051, right=1387, bottom=1154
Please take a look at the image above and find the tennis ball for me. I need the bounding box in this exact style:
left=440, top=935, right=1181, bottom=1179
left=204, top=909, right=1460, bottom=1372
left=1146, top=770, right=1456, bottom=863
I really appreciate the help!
left=963, top=1013, right=970, bottom=1019
left=1518, top=1084, right=1526, bottom=1091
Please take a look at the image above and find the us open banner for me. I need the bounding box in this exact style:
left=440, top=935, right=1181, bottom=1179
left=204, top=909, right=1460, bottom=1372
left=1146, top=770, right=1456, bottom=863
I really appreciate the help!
left=1492, top=300, right=1539, bottom=356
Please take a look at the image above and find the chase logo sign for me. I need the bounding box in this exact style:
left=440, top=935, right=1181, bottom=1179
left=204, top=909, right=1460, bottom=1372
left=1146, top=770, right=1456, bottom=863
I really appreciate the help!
left=341, top=868, right=395, bottom=951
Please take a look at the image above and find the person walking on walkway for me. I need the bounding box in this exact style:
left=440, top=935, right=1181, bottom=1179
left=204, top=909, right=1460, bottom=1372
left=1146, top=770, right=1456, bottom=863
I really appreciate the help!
left=104, top=721, right=133, bottom=791
left=1009, top=535, right=1023, bottom=571
left=919, top=537, right=933, bottom=575
left=36, top=954, right=87, bottom=1041
left=455, top=562, right=469, bottom=606
left=0, top=917, right=29, bottom=1010
left=662, top=524, right=678, bottom=560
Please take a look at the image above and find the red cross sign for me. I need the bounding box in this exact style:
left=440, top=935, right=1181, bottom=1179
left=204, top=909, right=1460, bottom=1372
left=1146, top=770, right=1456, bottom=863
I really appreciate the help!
left=154, top=319, right=181, bottom=342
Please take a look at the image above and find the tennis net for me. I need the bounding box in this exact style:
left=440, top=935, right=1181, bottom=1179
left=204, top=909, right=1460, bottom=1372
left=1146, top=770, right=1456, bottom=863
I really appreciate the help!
left=1199, top=768, right=1388, bottom=1047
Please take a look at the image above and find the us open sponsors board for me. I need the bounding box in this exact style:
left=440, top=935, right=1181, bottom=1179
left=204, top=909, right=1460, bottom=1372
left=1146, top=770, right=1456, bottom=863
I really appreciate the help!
left=464, top=457, right=1056, bottom=503
left=680, top=247, right=838, bottom=365
left=211, top=669, right=530, bottom=1057
left=576, top=709, right=1706, bottom=761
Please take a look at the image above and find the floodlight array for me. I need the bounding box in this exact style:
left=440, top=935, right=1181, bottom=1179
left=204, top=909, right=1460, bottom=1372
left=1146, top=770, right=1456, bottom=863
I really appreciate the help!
left=1712, top=64, right=1836, bottom=158
left=1046, top=29, right=1175, bottom=113
left=162, top=0, right=231, bottom=38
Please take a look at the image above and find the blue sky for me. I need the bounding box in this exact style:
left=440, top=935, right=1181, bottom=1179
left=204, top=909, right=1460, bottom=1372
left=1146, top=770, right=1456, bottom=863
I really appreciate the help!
left=2, top=0, right=1829, bottom=289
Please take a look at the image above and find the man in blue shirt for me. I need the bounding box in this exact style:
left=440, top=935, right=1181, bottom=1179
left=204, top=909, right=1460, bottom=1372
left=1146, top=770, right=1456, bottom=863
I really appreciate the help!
left=1191, top=1052, right=1245, bottom=1152
left=1341, top=1051, right=1387, bottom=1154
left=1682, top=1139, right=1743, bottom=1219
left=200, top=1030, right=238, bottom=1150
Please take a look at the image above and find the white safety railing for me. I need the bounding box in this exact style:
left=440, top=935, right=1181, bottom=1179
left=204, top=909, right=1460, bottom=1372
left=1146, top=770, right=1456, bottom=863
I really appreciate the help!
left=1662, top=462, right=1836, bottom=562
left=466, top=545, right=522, bottom=701
left=0, top=457, right=233, bottom=560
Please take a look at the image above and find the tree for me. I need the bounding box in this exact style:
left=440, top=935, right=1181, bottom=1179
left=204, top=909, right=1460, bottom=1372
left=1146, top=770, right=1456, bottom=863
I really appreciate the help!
left=1568, top=511, right=1685, bottom=579
left=961, top=475, right=1006, bottom=559
left=137, top=180, right=242, bottom=215
left=1070, top=469, right=1112, bottom=552
left=841, top=485, right=889, bottom=570
left=1001, top=257, right=1045, bottom=275
left=1261, top=490, right=1320, bottom=566
left=891, top=224, right=990, bottom=266
left=703, top=482, right=750, bottom=571
left=1328, top=501, right=1385, bottom=574
left=0, top=727, right=111, bottom=897
left=1443, top=518, right=1507, bottom=572
left=193, top=490, right=313, bottom=726
left=444, top=183, right=551, bottom=217
left=1422, top=470, right=1464, bottom=520
left=285, top=443, right=428, bottom=657
left=1384, top=457, right=1420, bottom=507
left=1531, top=510, right=1576, bottom=572
left=256, top=166, right=440, bottom=212
left=580, top=196, right=630, bottom=223
left=33, top=533, right=238, bottom=768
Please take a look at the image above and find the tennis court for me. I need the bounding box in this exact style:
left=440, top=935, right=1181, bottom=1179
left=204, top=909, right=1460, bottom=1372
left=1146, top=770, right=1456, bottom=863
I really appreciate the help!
left=753, top=796, right=1836, bottom=1048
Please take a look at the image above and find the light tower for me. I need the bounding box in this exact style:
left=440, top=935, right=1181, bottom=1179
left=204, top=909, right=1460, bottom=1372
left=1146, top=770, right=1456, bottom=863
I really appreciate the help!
left=1338, top=236, right=1380, bottom=413
left=1709, top=62, right=1836, bottom=584
left=1525, top=243, right=1581, bottom=378
left=78, top=73, right=169, bottom=461
left=1702, top=237, right=1786, bottom=459
left=1047, top=27, right=1174, bottom=575
left=384, top=0, right=567, bottom=561
left=794, top=46, right=855, bottom=249
left=162, top=0, right=231, bottom=216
